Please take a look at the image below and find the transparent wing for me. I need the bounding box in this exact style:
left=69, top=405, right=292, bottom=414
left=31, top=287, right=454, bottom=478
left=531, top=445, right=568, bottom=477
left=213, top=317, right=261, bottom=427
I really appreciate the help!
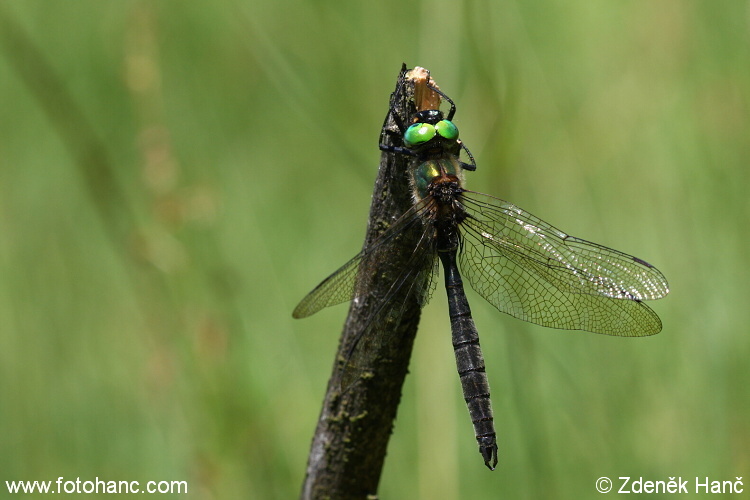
left=338, top=230, right=438, bottom=389
left=292, top=251, right=364, bottom=319
left=293, top=200, right=437, bottom=319
left=458, top=191, right=669, bottom=336
left=293, top=198, right=440, bottom=389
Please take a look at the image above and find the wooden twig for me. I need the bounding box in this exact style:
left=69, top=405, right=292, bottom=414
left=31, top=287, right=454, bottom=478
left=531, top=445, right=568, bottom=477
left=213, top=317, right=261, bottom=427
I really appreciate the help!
left=300, top=65, right=440, bottom=499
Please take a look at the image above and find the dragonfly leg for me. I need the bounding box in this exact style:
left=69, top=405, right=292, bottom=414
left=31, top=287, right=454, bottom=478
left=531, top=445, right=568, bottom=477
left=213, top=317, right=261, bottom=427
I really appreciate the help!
left=427, top=83, right=457, bottom=121
left=379, top=144, right=417, bottom=156
left=458, top=141, right=477, bottom=171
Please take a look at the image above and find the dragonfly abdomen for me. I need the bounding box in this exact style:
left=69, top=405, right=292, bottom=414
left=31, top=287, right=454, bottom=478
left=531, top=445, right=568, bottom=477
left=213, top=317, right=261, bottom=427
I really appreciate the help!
left=438, top=246, right=499, bottom=470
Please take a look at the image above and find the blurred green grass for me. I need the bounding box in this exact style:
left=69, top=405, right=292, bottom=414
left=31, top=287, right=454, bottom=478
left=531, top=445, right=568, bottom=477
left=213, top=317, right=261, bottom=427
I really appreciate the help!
left=1, top=1, right=748, bottom=498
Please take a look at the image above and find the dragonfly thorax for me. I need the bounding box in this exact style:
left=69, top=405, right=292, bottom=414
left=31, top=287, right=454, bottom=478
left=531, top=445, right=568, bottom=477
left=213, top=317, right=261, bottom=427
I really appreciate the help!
left=411, top=156, right=466, bottom=212
left=429, top=177, right=462, bottom=205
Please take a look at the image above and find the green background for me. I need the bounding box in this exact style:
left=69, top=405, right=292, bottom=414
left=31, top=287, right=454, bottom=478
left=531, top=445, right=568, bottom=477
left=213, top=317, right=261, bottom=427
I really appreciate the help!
left=1, top=1, right=747, bottom=498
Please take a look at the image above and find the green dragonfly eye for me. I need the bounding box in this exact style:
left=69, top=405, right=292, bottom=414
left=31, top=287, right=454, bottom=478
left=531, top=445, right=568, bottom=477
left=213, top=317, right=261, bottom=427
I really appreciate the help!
left=404, top=123, right=436, bottom=147
left=435, top=120, right=458, bottom=140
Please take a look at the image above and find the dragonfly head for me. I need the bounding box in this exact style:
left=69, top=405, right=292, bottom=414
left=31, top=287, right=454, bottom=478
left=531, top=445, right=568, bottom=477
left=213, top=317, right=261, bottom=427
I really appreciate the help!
left=413, top=109, right=444, bottom=125
left=403, top=110, right=459, bottom=148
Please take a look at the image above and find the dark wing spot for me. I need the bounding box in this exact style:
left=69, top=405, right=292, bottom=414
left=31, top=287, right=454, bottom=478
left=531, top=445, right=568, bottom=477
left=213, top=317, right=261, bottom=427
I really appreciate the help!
left=632, top=256, right=654, bottom=268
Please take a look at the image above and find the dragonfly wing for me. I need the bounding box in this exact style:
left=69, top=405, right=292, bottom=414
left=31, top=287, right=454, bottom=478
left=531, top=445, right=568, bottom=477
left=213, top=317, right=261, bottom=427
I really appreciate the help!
left=460, top=192, right=669, bottom=300
left=292, top=252, right=363, bottom=319
left=339, top=234, right=438, bottom=389
left=293, top=199, right=439, bottom=390
left=458, top=192, right=667, bottom=336
left=293, top=200, right=437, bottom=320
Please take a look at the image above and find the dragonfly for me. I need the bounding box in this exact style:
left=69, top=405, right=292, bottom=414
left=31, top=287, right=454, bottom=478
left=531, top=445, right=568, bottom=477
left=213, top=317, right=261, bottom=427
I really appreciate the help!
left=293, top=74, right=669, bottom=470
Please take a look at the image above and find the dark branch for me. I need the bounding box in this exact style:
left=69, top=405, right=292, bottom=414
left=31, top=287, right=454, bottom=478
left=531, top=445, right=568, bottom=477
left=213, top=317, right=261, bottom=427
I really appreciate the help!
left=300, top=65, right=430, bottom=500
